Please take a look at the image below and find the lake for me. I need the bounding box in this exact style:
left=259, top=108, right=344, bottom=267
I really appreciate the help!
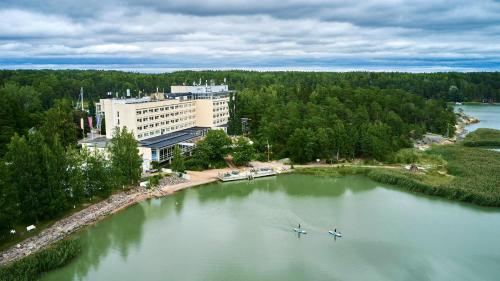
left=40, top=175, right=500, bottom=281
left=454, top=104, right=500, bottom=131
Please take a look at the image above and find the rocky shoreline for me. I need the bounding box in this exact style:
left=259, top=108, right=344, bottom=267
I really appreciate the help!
left=455, top=110, right=480, bottom=140
left=0, top=175, right=189, bottom=266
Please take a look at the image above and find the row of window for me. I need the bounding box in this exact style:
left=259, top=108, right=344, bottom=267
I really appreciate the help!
left=136, top=103, right=194, bottom=115
left=136, top=110, right=195, bottom=123
left=214, top=118, right=228, bottom=125
left=213, top=106, right=228, bottom=112
left=137, top=116, right=195, bottom=131
left=137, top=122, right=196, bottom=139
left=213, top=112, right=228, bottom=118
left=213, top=101, right=227, bottom=106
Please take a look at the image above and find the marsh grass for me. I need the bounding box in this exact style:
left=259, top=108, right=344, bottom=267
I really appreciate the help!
left=0, top=239, right=81, bottom=281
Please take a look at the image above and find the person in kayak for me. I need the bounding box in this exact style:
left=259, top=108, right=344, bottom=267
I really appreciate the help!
left=334, top=228, right=337, bottom=233
left=298, top=224, right=301, bottom=229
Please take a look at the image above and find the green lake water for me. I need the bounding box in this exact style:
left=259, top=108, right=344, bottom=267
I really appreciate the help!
left=40, top=175, right=500, bottom=281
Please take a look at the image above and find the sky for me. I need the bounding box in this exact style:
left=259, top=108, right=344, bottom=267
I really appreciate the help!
left=0, top=0, right=500, bottom=72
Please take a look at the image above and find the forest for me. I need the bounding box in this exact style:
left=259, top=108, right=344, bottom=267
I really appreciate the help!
left=1, top=70, right=498, bottom=162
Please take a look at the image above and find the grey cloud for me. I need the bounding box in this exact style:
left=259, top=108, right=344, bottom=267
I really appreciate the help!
left=0, top=1, right=499, bottom=70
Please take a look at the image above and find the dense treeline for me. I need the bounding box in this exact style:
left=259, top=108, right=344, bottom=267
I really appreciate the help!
left=2, top=69, right=493, bottom=162
left=0, top=70, right=499, bottom=106
left=230, top=86, right=456, bottom=163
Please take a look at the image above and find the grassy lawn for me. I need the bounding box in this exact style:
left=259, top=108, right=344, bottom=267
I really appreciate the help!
left=463, top=128, right=500, bottom=147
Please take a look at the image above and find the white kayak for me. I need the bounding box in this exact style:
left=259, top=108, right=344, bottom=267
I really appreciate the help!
left=294, top=228, right=307, bottom=234
left=329, top=231, right=342, bottom=237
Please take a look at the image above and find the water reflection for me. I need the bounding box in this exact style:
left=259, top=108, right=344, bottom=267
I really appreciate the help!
left=43, top=205, right=147, bottom=281
left=196, top=174, right=377, bottom=203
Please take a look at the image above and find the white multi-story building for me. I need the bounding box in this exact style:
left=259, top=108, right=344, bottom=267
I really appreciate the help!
left=83, top=82, right=233, bottom=171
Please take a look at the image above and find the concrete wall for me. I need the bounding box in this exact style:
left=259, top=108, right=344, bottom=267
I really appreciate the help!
left=195, top=99, right=214, bottom=127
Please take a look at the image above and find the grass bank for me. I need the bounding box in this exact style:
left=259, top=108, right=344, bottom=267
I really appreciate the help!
left=0, top=239, right=81, bottom=281
left=295, top=146, right=500, bottom=207
left=462, top=128, right=500, bottom=147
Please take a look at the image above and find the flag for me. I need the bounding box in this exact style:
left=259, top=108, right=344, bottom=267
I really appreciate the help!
left=80, top=118, right=84, bottom=130
left=88, top=116, right=93, bottom=129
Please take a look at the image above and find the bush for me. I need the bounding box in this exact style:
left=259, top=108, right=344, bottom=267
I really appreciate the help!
left=184, top=158, right=206, bottom=171
left=0, top=239, right=81, bottom=281
left=393, top=148, right=420, bottom=164
left=146, top=174, right=162, bottom=189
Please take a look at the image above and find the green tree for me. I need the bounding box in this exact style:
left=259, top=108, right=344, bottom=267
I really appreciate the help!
left=5, top=132, right=70, bottom=221
left=171, top=145, right=186, bottom=173
left=0, top=161, right=18, bottom=235
left=0, top=83, right=42, bottom=155
left=232, top=137, right=254, bottom=166
left=82, top=148, right=115, bottom=198
left=5, top=133, right=44, bottom=222
left=40, top=99, right=77, bottom=149
left=109, top=127, right=142, bottom=186
left=287, top=128, right=315, bottom=164
left=193, top=130, right=231, bottom=167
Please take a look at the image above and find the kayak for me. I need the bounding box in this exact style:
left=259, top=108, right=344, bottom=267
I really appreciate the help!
left=329, top=231, right=342, bottom=237
left=293, top=228, right=307, bottom=234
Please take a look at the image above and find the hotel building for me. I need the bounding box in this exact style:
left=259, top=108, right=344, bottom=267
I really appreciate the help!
left=82, top=82, right=233, bottom=171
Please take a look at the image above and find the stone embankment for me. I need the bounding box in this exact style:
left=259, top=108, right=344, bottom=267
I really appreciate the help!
left=0, top=175, right=188, bottom=266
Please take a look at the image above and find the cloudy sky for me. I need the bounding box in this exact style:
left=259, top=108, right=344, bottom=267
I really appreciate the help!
left=1, top=0, right=499, bottom=71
